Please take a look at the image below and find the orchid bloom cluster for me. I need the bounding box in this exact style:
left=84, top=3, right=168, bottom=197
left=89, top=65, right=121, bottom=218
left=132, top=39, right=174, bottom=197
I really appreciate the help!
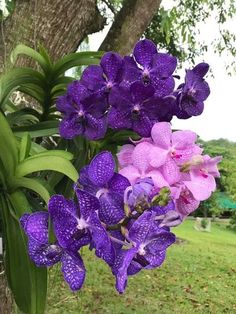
left=56, top=39, right=210, bottom=140
left=20, top=39, right=221, bottom=294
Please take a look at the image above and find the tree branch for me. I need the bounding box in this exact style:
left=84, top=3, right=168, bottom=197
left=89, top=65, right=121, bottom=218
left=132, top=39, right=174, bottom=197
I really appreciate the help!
left=99, top=0, right=162, bottom=55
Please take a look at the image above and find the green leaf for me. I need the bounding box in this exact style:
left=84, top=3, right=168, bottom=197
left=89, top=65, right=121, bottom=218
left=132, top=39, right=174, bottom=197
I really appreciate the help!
left=0, top=112, right=18, bottom=174
left=11, top=177, right=51, bottom=203
left=0, top=68, right=46, bottom=108
left=26, top=149, right=74, bottom=161
left=52, top=51, right=103, bottom=77
left=19, top=132, right=32, bottom=162
left=13, top=120, right=59, bottom=138
left=10, top=44, right=50, bottom=74
left=7, top=108, right=41, bottom=125
left=0, top=192, right=47, bottom=314
left=15, top=155, right=78, bottom=182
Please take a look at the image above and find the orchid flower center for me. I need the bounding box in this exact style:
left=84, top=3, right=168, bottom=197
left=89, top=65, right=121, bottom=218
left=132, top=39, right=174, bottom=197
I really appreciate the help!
left=138, top=244, right=146, bottom=256
left=77, top=218, right=88, bottom=230
left=170, top=148, right=182, bottom=159
left=46, top=244, right=62, bottom=259
left=187, top=87, right=196, bottom=98
left=200, top=168, right=208, bottom=178
left=96, top=188, right=109, bottom=198
left=181, top=190, right=191, bottom=204
left=106, top=81, right=113, bottom=90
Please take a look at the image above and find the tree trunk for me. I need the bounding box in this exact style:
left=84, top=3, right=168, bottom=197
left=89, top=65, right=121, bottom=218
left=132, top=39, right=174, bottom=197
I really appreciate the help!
left=0, top=0, right=105, bottom=72
left=0, top=261, right=13, bottom=314
left=100, top=0, right=162, bottom=55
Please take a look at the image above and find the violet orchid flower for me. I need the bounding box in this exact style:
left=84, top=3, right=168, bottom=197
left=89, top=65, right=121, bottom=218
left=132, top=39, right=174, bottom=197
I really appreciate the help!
left=112, top=211, right=175, bottom=293
left=57, top=81, right=108, bottom=140
left=108, top=81, right=161, bottom=137
left=20, top=211, right=86, bottom=291
left=78, top=151, right=130, bottom=225
left=174, top=63, right=210, bottom=118
left=48, top=190, right=115, bottom=267
left=122, top=39, right=177, bottom=98
left=81, top=52, right=124, bottom=96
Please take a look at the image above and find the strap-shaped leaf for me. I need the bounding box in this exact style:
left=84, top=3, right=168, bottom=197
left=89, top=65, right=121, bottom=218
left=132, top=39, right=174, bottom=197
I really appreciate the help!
left=10, top=44, right=51, bottom=74
left=11, top=177, right=51, bottom=203
left=0, top=112, right=18, bottom=174
left=1, top=192, right=47, bottom=314
left=19, top=132, right=32, bottom=162
left=0, top=68, right=46, bottom=107
left=7, top=108, right=41, bottom=125
left=52, top=51, right=103, bottom=77
left=15, top=155, right=78, bottom=183
left=26, top=149, right=74, bottom=161
left=13, top=120, right=59, bottom=138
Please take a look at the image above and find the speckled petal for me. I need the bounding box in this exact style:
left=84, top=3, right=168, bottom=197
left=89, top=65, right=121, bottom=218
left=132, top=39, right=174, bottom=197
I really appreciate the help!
left=48, top=195, right=81, bottom=250
left=99, top=192, right=125, bottom=225
left=20, top=211, right=49, bottom=244
left=108, top=173, right=130, bottom=195
left=88, top=151, right=115, bottom=186
left=152, top=53, right=177, bottom=78
left=108, top=107, right=132, bottom=130
left=151, top=122, right=172, bottom=148
left=59, top=116, right=84, bottom=139
left=100, top=52, right=123, bottom=83
left=89, top=211, right=115, bottom=266
left=192, top=62, right=209, bottom=77
left=119, top=165, right=141, bottom=185
left=112, top=247, right=138, bottom=294
left=81, top=65, right=105, bottom=91
left=84, top=114, right=107, bottom=140
left=61, top=251, right=86, bottom=291
left=28, top=240, right=62, bottom=267
left=133, top=39, right=157, bottom=68
left=161, top=156, right=181, bottom=185
left=75, top=188, right=100, bottom=220
left=131, top=142, right=153, bottom=173
left=128, top=211, right=154, bottom=244
left=117, top=144, right=135, bottom=168
left=132, top=113, right=153, bottom=138
left=152, top=76, right=175, bottom=98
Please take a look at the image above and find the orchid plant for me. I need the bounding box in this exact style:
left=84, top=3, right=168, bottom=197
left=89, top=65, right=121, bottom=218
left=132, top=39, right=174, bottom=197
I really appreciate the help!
left=0, top=39, right=221, bottom=313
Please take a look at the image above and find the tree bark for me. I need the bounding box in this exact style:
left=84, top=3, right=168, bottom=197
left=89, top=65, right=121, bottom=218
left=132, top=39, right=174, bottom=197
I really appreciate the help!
left=0, top=261, right=13, bottom=314
left=100, top=0, right=162, bottom=55
left=0, top=0, right=106, bottom=72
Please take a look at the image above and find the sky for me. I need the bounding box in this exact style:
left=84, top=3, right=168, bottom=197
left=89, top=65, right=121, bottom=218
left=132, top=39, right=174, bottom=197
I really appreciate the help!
left=88, top=1, right=236, bottom=142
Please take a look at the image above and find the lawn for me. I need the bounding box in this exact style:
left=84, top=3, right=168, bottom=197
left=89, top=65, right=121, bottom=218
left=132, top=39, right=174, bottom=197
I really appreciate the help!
left=47, top=220, right=236, bottom=314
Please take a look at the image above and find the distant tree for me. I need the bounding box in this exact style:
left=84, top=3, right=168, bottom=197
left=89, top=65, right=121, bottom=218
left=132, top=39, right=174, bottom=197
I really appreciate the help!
left=144, top=0, right=236, bottom=73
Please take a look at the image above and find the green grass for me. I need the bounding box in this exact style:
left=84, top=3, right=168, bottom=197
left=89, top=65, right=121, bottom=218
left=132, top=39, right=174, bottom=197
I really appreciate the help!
left=47, top=220, right=236, bottom=314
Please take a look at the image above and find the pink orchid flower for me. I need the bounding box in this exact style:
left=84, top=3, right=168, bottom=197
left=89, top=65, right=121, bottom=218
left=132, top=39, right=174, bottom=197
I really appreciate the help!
left=149, top=122, right=202, bottom=168
left=184, top=155, right=222, bottom=201
left=119, top=142, right=169, bottom=188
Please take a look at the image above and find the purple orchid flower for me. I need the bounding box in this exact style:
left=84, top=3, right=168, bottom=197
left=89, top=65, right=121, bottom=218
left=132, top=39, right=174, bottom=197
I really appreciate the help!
left=78, top=151, right=130, bottom=225
left=20, top=211, right=86, bottom=291
left=124, top=177, right=154, bottom=209
left=112, top=211, right=175, bottom=293
left=108, top=81, right=163, bottom=137
left=81, top=52, right=124, bottom=95
left=48, top=190, right=115, bottom=266
left=57, top=81, right=108, bottom=140
left=122, top=39, right=177, bottom=98
left=174, top=63, right=210, bottom=118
